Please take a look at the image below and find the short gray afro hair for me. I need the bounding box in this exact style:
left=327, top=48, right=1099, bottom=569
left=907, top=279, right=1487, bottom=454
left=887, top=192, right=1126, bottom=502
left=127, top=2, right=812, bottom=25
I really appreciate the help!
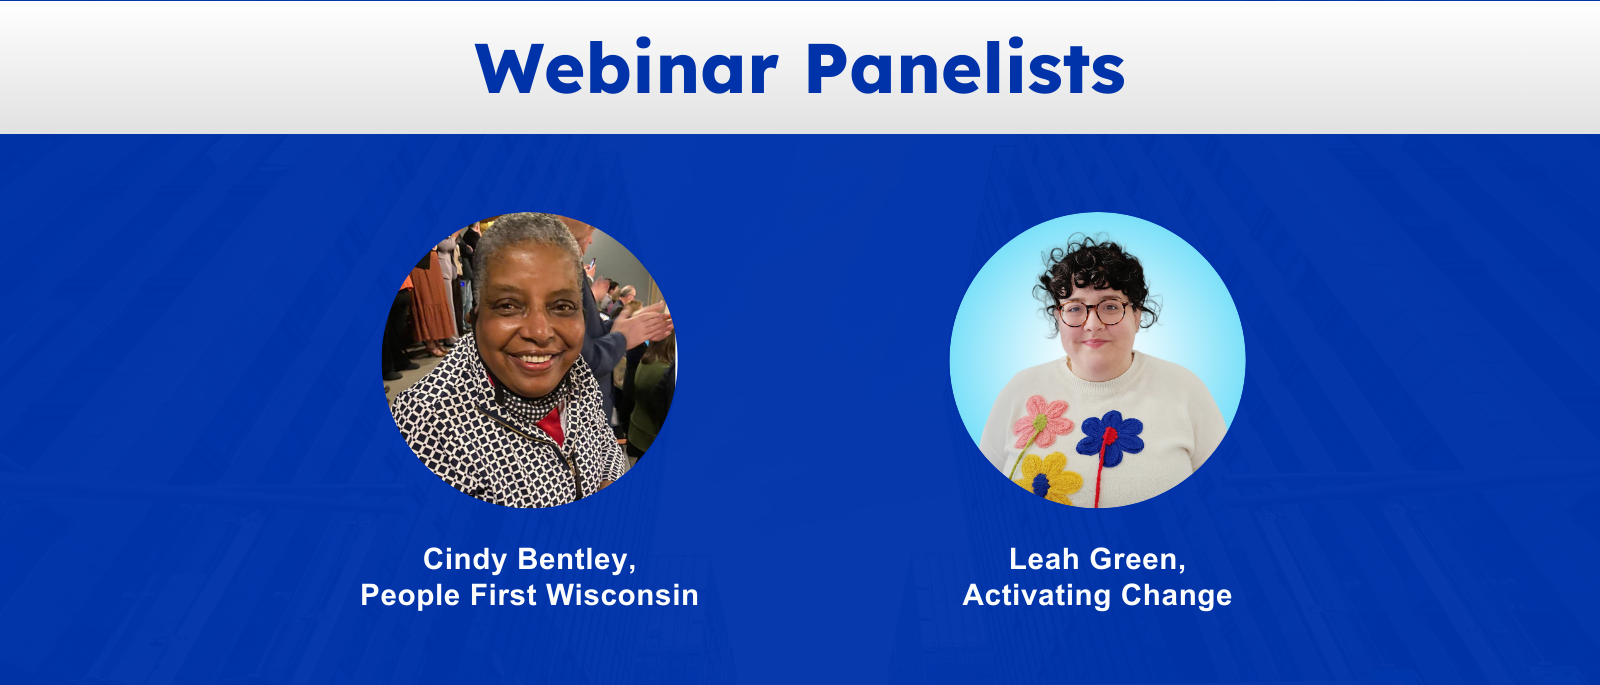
left=472, top=212, right=584, bottom=302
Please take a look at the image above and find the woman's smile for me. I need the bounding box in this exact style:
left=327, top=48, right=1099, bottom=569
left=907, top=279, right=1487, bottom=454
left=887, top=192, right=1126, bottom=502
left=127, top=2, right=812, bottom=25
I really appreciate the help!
left=508, top=350, right=561, bottom=373
left=476, top=241, right=587, bottom=398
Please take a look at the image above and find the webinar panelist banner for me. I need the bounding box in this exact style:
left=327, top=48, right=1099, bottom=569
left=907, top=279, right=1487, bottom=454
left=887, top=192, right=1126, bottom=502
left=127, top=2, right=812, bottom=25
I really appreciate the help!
left=1, top=2, right=1597, bottom=684
left=2, top=1, right=1595, bottom=132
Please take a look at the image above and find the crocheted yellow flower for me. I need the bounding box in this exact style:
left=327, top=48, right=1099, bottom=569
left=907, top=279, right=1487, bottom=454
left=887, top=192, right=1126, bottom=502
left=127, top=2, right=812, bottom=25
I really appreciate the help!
left=1013, top=452, right=1083, bottom=506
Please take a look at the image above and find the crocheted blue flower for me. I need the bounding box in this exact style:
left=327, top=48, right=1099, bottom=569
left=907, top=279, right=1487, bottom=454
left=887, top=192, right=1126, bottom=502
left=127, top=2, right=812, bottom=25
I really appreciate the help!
left=1076, top=410, right=1145, bottom=467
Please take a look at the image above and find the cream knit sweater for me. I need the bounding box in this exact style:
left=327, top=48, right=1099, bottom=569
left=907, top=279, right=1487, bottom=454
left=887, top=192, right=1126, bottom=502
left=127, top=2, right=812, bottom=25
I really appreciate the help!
left=980, top=351, right=1227, bottom=508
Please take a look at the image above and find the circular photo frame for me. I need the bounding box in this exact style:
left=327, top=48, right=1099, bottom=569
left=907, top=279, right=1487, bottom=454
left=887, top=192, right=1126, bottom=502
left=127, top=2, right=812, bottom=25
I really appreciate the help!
left=382, top=213, right=675, bottom=508
left=950, top=212, right=1244, bottom=508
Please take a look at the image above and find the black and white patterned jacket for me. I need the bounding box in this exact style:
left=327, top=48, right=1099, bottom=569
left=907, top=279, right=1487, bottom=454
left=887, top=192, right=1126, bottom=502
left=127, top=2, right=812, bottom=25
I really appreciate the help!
left=392, top=335, right=627, bottom=508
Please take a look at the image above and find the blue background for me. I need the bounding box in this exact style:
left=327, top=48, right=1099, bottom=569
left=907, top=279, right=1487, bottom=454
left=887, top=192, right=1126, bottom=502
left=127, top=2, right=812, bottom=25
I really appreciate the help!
left=1, top=135, right=1597, bottom=684
left=950, top=211, right=1247, bottom=443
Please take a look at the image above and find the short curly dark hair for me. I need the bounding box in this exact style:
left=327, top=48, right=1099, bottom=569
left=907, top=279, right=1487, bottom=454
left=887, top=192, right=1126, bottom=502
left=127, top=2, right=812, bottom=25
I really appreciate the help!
left=1035, top=234, right=1159, bottom=335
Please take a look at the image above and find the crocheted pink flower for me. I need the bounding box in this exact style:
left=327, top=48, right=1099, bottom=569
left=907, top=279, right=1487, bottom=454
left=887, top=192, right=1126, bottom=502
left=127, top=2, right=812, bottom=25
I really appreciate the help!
left=1012, top=395, right=1074, bottom=448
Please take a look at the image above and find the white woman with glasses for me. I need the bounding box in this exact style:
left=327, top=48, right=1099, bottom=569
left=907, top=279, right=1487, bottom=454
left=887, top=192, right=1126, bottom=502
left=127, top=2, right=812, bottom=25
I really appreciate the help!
left=980, top=235, right=1226, bottom=508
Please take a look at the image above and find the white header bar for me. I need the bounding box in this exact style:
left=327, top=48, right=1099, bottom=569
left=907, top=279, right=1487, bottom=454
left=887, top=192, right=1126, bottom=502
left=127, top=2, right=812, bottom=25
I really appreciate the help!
left=1, top=1, right=1595, bottom=133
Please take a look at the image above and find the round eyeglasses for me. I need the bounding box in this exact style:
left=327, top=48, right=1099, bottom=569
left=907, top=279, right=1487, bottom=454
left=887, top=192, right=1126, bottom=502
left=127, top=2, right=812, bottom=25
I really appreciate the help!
left=1057, top=299, right=1130, bottom=327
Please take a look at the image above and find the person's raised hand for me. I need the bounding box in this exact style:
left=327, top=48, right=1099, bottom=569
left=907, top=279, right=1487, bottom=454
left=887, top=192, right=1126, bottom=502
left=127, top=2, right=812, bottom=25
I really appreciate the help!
left=584, top=261, right=596, bottom=279
left=612, top=309, right=667, bottom=348
left=651, top=307, right=673, bottom=342
left=634, top=301, right=674, bottom=342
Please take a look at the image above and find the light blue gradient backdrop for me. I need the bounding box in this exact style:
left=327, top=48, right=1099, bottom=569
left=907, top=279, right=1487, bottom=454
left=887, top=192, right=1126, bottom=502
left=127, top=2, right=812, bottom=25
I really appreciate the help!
left=950, top=212, right=1245, bottom=444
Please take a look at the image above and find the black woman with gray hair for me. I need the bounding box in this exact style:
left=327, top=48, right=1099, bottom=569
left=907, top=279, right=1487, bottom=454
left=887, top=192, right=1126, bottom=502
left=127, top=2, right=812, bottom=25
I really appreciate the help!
left=392, top=212, right=627, bottom=508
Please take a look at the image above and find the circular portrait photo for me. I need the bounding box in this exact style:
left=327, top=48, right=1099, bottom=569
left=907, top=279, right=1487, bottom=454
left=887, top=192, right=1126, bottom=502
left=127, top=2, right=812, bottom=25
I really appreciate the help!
left=381, top=212, right=675, bottom=508
left=951, top=213, right=1243, bottom=508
